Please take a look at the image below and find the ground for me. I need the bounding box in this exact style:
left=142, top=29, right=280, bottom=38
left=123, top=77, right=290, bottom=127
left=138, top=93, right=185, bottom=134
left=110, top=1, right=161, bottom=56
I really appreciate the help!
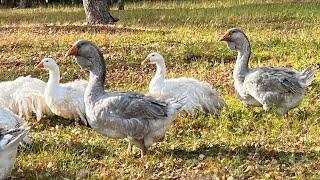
left=0, top=0, right=320, bottom=179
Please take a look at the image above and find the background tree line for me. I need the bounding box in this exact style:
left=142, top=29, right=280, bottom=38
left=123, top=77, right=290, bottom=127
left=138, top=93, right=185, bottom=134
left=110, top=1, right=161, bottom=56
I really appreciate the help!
left=0, top=0, right=175, bottom=26
left=0, top=0, right=134, bottom=9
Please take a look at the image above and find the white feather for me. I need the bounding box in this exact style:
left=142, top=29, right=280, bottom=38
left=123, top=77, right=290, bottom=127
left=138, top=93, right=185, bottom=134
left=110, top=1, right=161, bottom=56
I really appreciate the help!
left=0, top=76, right=52, bottom=121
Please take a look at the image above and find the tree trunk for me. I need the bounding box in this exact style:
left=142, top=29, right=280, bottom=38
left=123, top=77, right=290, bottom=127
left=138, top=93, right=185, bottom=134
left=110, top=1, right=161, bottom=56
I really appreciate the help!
left=83, top=0, right=118, bottom=25
left=19, top=0, right=31, bottom=8
left=106, top=0, right=111, bottom=6
left=3, top=0, right=15, bottom=8
left=118, top=0, right=124, bottom=10
left=71, top=0, right=81, bottom=5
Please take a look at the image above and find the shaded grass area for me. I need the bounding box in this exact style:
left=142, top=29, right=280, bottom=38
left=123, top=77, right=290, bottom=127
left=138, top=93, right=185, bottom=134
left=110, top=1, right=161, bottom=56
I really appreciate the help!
left=0, top=0, right=320, bottom=179
left=1, top=1, right=320, bottom=29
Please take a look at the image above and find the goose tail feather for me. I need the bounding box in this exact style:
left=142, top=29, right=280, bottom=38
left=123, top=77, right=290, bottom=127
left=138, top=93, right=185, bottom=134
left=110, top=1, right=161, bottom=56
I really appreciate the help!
left=301, top=66, right=316, bottom=86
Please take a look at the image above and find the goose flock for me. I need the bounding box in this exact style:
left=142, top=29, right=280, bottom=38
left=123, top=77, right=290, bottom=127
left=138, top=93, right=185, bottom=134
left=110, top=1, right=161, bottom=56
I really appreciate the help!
left=0, top=28, right=316, bottom=178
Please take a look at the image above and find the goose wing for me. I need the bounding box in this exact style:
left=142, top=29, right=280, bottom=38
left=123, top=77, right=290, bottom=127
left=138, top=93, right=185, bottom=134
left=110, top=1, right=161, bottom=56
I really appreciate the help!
left=246, top=67, right=303, bottom=94
left=90, top=92, right=173, bottom=138
left=50, top=81, right=87, bottom=121
left=104, top=92, right=169, bottom=120
left=0, top=123, right=29, bottom=149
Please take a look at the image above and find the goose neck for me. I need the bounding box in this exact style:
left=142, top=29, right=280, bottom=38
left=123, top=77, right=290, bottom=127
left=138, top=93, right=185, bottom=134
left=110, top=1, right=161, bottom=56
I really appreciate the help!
left=85, top=60, right=106, bottom=104
left=233, top=39, right=251, bottom=82
left=46, top=68, right=60, bottom=95
left=155, top=61, right=166, bottom=80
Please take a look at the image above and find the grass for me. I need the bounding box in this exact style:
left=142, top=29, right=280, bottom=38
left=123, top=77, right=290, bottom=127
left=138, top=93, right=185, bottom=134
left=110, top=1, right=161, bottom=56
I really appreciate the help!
left=0, top=0, right=320, bottom=178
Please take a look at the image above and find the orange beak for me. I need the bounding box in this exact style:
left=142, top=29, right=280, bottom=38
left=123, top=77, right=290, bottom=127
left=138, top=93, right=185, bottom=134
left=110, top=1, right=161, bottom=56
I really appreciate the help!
left=141, top=57, right=150, bottom=65
left=34, top=62, right=44, bottom=70
left=219, top=32, right=231, bottom=41
left=65, top=45, right=79, bottom=56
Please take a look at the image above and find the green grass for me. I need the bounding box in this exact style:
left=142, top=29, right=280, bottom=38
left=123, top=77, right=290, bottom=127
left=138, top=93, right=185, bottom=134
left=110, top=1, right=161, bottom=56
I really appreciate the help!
left=1, top=0, right=320, bottom=178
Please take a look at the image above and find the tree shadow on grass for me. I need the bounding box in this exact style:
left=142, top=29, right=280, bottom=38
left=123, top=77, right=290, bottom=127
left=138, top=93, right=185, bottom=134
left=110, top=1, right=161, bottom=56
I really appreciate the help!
left=165, top=143, right=319, bottom=163
left=0, top=24, right=170, bottom=35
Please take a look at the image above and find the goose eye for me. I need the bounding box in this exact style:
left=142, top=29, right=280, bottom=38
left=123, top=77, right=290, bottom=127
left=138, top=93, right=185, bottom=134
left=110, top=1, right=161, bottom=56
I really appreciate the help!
left=46, top=60, right=49, bottom=62
left=152, top=55, right=155, bottom=57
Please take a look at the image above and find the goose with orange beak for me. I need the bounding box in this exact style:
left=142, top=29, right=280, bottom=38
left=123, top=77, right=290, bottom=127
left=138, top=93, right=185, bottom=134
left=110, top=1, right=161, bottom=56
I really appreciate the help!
left=220, top=28, right=316, bottom=115
left=65, top=40, right=183, bottom=158
left=142, top=52, right=227, bottom=115
left=34, top=58, right=88, bottom=126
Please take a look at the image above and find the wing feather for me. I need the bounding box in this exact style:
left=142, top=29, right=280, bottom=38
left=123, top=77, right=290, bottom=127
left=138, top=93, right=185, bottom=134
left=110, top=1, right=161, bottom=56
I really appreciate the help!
left=98, top=92, right=169, bottom=120
left=248, top=67, right=303, bottom=95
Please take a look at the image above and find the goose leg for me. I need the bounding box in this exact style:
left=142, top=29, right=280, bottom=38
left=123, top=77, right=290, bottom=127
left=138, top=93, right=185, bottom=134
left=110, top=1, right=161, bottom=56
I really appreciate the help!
left=262, top=104, right=271, bottom=112
left=285, top=112, right=289, bottom=118
left=157, top=134, right=166, bottom=142
left=141, top=147, right=147, bottom=159
left=127, top=142, right=133, bottom=155
left=136, top=139, right=147, bottom=158
left=276, top=107, right=288, bottom=117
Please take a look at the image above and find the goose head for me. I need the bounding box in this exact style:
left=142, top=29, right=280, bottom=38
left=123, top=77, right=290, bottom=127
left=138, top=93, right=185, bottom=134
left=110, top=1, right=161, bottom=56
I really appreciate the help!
left=35, top=58, right=58, bottom=71
left=65, top=40, right=104, bottom=71
left=219, top=28, right=250, bottom=51
left=142, top=52, right=165, bottom=65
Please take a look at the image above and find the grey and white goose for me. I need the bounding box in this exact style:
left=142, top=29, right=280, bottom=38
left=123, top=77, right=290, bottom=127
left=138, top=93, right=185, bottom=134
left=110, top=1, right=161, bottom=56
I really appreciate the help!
left=219, top=28, right=316, bottom=115
left=0, top=122, right=29, bottom=179
left=0, top=108, right=32, bottom=145
left=65, top=40, right=183, bottom=158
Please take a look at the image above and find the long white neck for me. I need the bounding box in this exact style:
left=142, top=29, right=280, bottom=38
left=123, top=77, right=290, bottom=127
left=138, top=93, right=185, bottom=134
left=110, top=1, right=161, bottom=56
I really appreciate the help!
left=149, top=61, right=166, bottom=91
left=233, top=38, right=251, bottom=84
left=45, top=66, right=61, bottom=98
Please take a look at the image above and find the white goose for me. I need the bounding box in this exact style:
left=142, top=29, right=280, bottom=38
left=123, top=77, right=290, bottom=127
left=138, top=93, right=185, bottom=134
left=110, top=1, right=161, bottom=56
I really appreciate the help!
left=35, top=58, right=88, bottom=125
left=0, top=76, right=51, bottom=121
left=0, top=122, right=29, bottom=179
left=142, top=52, right=227, bottom=115
left=219, top=28, right=316, bottom=115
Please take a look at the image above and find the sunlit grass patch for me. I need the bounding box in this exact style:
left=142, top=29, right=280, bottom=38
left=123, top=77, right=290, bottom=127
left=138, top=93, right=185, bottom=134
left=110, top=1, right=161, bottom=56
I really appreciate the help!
left=0, top=0, right=319, bottom=178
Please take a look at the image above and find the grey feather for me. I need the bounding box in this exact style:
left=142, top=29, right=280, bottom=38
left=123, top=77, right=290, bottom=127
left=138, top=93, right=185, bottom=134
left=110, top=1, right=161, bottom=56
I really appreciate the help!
left=300, top=66, right=316, bottom=86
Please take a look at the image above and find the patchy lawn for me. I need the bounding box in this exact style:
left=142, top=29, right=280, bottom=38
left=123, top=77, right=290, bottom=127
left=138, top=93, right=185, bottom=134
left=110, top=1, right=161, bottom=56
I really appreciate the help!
left=0, top=0, right=319, bottom=179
